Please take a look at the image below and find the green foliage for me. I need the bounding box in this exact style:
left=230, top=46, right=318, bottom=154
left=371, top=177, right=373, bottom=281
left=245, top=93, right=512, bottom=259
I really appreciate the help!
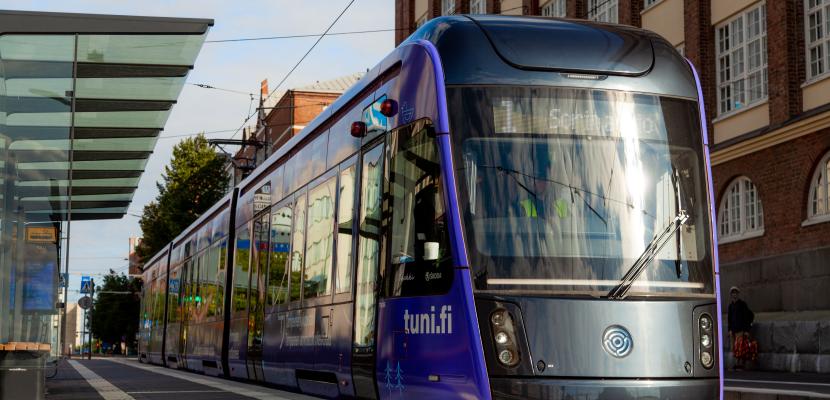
left=89, top=271, right=142, bottom=354
left=136, top=134, right=228, bottom=261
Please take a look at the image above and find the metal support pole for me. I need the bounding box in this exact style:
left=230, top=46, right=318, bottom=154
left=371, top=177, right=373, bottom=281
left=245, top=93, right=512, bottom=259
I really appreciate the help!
left=87, top=279, right=93, bottom=360
left=60, top=32, right=78, bottom=357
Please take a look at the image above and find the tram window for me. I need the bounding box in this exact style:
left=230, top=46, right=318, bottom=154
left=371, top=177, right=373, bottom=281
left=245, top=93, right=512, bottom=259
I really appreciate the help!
left=250, top=213, right=270, bottom=314
left=308, top=132, right=329, bottom=179
left=386, top=121, right=453, bottom=297
left=290, top=191, right=307, bottom=302
left=168, top=267, right=180, bottom=323
left=336, top=163, right=357, bottom=294
left=233, top=225, right=251, bottom=313
left=327, top=113, right=361, bottom=168
left=268, top=202, right=292, bottom=308
left=305, top=175, right=336, bottom=299
left=270, top=165, right=285, bottom=203
left=216, top=239, right=227, bottom=316
left=354, top=144, right=384, bottom=348
left=206, top=244, right=219, bottom=318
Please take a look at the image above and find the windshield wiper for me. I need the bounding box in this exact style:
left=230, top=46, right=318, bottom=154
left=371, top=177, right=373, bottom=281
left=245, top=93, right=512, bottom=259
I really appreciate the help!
left=606, top=210, right=689, bottom=300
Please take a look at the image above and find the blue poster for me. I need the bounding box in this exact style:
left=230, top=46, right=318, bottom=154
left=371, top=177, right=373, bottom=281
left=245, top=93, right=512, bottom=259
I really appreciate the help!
left=23, top=261, right=56, bottom=312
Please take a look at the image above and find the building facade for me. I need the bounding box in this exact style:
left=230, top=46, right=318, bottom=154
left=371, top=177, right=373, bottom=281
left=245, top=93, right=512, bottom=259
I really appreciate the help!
left=396, top=0, right=830, bottom=372
left=227, top=73, right=364, bottom=187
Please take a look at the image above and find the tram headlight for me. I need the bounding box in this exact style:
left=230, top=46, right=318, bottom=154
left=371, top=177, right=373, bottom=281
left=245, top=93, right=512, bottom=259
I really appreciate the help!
left=701, top=334, right=711, bottom=348
left=490, top=309, right=521, bottom=367
left=701, top=351, right=713, bottom=368
left=698, top=313, right=715, bottom=369
left=498, top=349, right=516, bottom=365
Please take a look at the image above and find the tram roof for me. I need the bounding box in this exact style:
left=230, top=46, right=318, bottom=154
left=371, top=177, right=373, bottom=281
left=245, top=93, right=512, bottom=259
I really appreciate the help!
left=408, top=15, right=697, bottom=99
left=0, top=10, right=213, bottom=221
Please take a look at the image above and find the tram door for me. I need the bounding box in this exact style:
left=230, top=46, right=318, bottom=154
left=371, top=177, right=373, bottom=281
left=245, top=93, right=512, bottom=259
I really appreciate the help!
left=352, top=142, right=385, bottom=399
left=246, top=213, right=268, bottom=380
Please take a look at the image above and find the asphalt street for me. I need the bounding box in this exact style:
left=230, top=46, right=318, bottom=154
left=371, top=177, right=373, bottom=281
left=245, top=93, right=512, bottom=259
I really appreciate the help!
left=45, top=357, right=830, bottom=399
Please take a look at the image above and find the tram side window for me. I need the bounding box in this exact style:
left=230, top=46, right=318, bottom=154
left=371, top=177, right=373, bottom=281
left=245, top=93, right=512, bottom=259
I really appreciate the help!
left=234, top=226, right=251, bottom=313
left=206, top=245, right=219, bottom=318
left=215, top=239, right=227, bottom=317
left=268, top=203, right=292, bottom=309
left=168, top=267, right=181, bottom=323
left=290, top=191, right=307, bottom=302
left=305, top=176, right=336, bottom=299
left=336, top=163, right=357, bottom=294
left=385, top=121, right=453, bottom=297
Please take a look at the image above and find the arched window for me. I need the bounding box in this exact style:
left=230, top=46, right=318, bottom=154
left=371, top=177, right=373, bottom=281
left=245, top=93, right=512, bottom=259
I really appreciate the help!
left=807, top=151, right=830, bottom=224
left=719, top=177, right=764, bottom=242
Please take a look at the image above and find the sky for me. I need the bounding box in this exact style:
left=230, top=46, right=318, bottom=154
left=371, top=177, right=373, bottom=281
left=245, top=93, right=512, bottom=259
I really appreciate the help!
left=0, top=0, right=395, bottom=302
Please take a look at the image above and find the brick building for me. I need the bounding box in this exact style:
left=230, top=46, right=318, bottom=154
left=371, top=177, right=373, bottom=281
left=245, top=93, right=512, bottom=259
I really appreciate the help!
left=396, top=0, right=830, bottom=372
left=227, top=73, right=364, bottom=186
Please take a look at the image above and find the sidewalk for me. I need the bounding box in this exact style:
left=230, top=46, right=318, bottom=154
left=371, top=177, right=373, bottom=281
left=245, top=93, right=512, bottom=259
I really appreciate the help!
left=45, top=357, right=321, bottom=400
left=725, top=370, right=830, bottom=399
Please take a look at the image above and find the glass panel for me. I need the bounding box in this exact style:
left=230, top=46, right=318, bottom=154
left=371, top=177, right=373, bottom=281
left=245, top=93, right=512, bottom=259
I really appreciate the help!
left=449, top=86, right=714, bottom=296
left=11, top=137, right=157, bottom=152
left=17, top=159, right=148, bottom=171
left=354, top=144, right=384, bottom=348
left=0, top=35, right=74, bottom=61
left=7, top=111, right=171, bottom=128
left=76, top=77, right=186, bottom=101
left=304, top=176, right=336, bottom=299
left=290, top=191, right=307, bottom=302
left=386, top=122, right=453, bottom=297
left=76, top=34, right=207, bottom=65
left=19, top=177, right=141, bottom=187
left=268, top=203, right=292, bottom=308
left=5, top=78, right=72, bottom=98
left=336, top=164, right=357, bottom=294
left=233, top=225, right=251, bottom=313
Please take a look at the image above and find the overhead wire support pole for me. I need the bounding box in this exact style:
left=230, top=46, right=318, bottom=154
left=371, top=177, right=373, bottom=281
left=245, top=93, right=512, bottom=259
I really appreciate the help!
left=60, top=33, right=79, bottom=358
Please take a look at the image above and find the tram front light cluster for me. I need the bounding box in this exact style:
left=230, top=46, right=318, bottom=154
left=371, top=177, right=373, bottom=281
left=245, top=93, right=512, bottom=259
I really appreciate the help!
left=699, top=314, right=714, bottom=369
left=490, top=309, right=520, bottom=368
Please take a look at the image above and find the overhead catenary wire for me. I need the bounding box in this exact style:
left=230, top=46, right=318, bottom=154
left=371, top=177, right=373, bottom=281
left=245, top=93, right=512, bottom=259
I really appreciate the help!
left=229, top=0, right=357, bottom=140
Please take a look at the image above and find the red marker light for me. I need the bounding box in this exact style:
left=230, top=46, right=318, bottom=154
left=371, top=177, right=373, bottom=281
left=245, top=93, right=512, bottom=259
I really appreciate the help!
left=380, top=99, right=398, bottom=117
left=351, top=121, right=367, bottom=138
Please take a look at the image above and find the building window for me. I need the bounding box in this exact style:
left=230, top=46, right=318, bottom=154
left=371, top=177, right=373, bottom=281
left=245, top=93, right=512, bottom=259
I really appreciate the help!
left=541, top=0, right=566, bottom=17
left=470, top=0, right=485, bottom=14
left=807, top=151, right=830, bottom=223
left=716, top=3, right=768, bottom=115
left=806, top=0, right=830, bottom=80
left=719, top=177, right=764, bottom=242
left=644, top=0, right=661, bottom=8
left=442, top=0, right=456, bottom=15
left=587, top=0, right=618, bottom=23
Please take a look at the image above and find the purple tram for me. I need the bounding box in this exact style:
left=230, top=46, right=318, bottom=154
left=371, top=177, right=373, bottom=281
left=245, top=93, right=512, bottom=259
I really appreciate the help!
left=138, top=15, right=723, bottom=400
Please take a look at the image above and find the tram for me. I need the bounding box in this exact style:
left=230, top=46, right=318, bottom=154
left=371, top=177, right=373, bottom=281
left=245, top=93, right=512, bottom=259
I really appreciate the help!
left=138, top=15, right=722, bottom=399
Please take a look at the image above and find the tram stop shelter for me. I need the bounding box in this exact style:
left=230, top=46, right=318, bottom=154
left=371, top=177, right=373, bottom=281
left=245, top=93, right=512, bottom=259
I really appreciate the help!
left=0, top=10, right=212, bottom=399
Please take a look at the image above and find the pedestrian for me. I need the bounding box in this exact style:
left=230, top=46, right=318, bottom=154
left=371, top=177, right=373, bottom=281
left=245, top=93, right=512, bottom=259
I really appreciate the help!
left=728, top=286, right=757, bottom=370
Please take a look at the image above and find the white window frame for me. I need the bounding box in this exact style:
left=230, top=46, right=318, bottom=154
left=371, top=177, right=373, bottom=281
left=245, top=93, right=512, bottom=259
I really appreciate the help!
left=469, top=0, right=485, bottom=14
left=805, top=151, right=830, bottom=225
left=805, top=0, right=830, bottom=81
left=442, top=0, right=456, bottom=15
left=719, top=177, right=765, bottom=243
left=587, top=0, right=618, bottom=23
left=541, top=0, right=567, bottom=17
left=715, top=2, right=768, bottom=116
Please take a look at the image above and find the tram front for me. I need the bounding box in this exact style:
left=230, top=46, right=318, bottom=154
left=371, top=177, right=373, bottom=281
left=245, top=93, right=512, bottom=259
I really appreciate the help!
left=436, top=16, right=721, bottom=400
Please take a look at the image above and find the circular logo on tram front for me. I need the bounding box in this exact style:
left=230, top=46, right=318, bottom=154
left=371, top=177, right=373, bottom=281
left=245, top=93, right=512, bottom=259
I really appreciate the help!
left=602, top=325, right=633, bottom=358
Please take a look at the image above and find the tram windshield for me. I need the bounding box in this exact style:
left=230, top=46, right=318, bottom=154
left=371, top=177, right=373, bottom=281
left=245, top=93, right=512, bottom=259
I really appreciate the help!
left=448, top=86, right=714, bottom=296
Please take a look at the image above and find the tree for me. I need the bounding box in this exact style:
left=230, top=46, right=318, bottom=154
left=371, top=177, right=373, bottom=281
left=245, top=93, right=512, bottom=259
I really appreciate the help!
left=136, top=134, right=229, bottom=261
left=89, top=270, right=142, bottom=354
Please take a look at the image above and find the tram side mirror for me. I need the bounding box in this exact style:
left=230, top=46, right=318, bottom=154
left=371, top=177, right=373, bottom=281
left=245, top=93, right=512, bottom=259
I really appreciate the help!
left=423, top=242, right=440, bottom=261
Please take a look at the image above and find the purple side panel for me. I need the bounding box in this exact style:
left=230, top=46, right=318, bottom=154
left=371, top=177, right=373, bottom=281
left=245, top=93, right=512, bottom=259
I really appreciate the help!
left=687, top=59, right=724, bottom=400
left=373, top=40, right=491, bottom=400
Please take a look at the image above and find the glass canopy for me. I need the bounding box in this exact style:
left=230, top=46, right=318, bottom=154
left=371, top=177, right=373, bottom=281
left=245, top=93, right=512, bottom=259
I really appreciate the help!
left=0, top=10, right=212, bottom=368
